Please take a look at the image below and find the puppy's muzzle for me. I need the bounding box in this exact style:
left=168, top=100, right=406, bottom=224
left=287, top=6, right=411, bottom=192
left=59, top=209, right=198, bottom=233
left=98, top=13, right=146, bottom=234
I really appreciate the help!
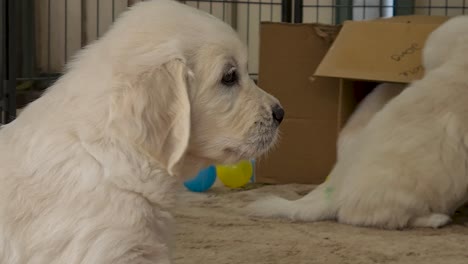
left=272, top=104, right=285, bottom=125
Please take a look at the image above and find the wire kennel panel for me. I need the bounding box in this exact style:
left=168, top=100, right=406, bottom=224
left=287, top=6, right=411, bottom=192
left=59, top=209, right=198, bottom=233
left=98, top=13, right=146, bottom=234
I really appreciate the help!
left=300, top=0, right=467, bottom=24
left=2, top=0, right=467, bottom=124
left=31, top=0, right=283, bottom=83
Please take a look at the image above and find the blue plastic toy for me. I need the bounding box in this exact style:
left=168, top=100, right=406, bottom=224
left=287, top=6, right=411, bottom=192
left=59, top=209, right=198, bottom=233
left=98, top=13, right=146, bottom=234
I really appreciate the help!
left=184, top=165, right=217, bottom=192
left=250, top=159, right=256, bottom=183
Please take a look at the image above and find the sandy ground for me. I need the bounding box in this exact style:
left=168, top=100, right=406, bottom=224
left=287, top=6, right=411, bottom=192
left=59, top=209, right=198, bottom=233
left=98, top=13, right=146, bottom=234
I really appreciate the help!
left=174, top=183, right=468, bottom=264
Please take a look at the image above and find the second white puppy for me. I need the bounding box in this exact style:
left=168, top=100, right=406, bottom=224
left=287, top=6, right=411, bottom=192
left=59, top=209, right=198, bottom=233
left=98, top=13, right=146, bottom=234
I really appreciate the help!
left=248, top=15, right=468, bottom=229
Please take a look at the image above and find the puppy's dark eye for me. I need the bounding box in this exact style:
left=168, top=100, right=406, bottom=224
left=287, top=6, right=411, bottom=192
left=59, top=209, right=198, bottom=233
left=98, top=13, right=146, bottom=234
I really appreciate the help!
left=221, top=69, right=238, bottom=86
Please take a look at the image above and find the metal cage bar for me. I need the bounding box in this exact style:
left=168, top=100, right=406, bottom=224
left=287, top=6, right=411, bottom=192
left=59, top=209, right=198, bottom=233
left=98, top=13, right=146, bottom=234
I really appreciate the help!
left=294, top=0, right=303, bottom=23
left=0, top=0, right=17, bottom=124
left=0, top=0, right=4, bottom=123
left=282, top=0, right=293, bottom=22
left=394, top=0, right=414, bottom=16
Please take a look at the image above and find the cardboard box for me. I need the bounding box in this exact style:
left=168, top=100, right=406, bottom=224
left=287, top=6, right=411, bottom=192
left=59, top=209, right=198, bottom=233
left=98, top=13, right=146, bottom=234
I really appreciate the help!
left=315, top=15, right=450, bottom=129
left=256, top=23, right=342, bottom=184
left=256, top=15, right=449, bottom=185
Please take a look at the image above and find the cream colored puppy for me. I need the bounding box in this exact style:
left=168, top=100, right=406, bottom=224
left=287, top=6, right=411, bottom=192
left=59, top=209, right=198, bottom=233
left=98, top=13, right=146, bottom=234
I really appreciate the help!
left=248, top=15, right=468, bottom=230
left=0, top=1, right=283, bottom=263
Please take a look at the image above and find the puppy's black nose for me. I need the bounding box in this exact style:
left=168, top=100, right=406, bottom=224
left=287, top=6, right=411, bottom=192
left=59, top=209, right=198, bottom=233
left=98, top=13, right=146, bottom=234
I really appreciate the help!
left=272, top=104, right=285, bottom=125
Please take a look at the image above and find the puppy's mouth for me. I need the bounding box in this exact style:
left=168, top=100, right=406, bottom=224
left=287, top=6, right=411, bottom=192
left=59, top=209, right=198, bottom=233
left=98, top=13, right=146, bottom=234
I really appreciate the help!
left=249, top=119, right=280, bottom=155
left=224, top=118, right=280, bottom=161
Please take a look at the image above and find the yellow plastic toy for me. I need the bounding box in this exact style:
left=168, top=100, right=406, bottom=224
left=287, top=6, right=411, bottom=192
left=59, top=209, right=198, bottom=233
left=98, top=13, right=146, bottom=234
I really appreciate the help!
left=216, top=160, right=253, bottom=188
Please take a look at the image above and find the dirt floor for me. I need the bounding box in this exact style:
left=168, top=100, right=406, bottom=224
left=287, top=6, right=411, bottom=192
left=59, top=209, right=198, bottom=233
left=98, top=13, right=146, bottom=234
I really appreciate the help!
left=174, top=183, right=468, bottom=264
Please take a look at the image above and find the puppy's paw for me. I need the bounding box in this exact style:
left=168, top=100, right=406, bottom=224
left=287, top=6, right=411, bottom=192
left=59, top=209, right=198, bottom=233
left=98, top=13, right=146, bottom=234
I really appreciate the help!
left=410, top=213, right=451, bottom=228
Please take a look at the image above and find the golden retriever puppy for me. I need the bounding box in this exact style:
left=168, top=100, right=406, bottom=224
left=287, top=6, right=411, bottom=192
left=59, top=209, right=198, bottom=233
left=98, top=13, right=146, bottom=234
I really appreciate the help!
left=247, top=15, right=468, bottom=230
left=0, top=1, right=283, bottom=263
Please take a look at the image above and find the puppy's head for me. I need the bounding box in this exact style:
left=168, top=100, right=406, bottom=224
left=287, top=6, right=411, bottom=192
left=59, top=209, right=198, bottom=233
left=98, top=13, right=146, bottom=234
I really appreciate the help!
left=187, top=41, right=283, bottom=165
left=101, top=0, right=283, bottom=172
left=423, top=15, right=468, bottom=71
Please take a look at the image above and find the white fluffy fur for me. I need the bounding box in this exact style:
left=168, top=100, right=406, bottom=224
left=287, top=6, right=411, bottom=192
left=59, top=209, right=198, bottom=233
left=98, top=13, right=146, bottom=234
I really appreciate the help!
left=0, top=1, right=281, bottom=263
left=247, top=15, right=468, bottom=230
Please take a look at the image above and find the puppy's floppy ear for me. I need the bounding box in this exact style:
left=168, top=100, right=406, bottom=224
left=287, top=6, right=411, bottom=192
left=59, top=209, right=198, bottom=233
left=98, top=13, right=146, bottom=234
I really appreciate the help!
left=155, top=59, right=192, bottom=174
left=110, top=52, right=192, bottom=175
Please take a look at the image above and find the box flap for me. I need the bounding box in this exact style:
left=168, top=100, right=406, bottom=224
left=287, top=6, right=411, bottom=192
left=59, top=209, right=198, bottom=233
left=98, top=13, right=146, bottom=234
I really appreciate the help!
left=315, top=16, right=449, bottom=83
